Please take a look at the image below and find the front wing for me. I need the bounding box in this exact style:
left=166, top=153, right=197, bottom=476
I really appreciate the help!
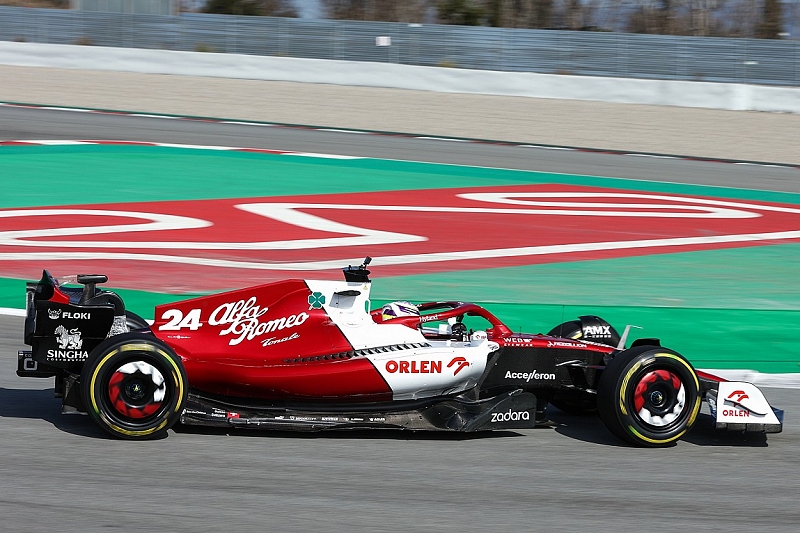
left=705, top=380, right=783, bottom=433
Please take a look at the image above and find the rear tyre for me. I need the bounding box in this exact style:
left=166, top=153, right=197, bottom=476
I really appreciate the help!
left=547, top=320, right=583, bottom=341
left=597, top=346, right=701, bottom=447
left=80, top=333, right=187, bottom=440
left=125, top=310, right=151, bottom=331
left=547, top=316, right=620, bottom=347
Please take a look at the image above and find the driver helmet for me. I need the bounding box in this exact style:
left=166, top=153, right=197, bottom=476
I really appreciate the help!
left=381, top=301, right=420, bottom=321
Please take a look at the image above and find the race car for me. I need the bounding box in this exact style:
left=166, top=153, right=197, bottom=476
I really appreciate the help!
left=16, top=258, right=784, bottom=446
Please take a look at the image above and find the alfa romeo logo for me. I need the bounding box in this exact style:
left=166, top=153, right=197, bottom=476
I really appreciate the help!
left=308, top=292, right=326, bottom=309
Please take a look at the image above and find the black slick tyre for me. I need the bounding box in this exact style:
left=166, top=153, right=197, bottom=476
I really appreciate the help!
left=597, top=346, right=701, bottom=447
left=547, top=320, right=583, bottom=341
left=125, top=310, right=151, bottom=331
left=80, top=332, right=187, bottom=440
left=547, top=316, right=620, bottom=347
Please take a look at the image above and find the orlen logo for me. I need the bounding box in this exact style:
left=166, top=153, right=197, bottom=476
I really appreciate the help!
left=727, top=390, right=749, bottom=403
left=447, top=356, right=470, bottom=376
left=724, top=389, right=767, bottom=416
left=384, top=356, right=470, bottom=376
left=385, top=360, right=442, bottom=374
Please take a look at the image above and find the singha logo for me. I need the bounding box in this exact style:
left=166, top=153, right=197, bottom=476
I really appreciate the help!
left=55, top=325, right=83, bottom=350
left=48, top=309, right=61, bottom=320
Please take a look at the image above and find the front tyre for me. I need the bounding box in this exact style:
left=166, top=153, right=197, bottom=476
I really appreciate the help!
left=597, top=347, right=701, bottom=447
left=80, top=333, right=187, bottom=440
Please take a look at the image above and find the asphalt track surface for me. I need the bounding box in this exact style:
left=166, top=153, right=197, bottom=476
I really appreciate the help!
left=2, top=106, right=800, bottom=532
left=2, top=104, right=800, bottom=192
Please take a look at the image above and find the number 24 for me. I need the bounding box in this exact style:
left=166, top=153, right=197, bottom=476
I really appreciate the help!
left=158, top=308, right=202, bottom=331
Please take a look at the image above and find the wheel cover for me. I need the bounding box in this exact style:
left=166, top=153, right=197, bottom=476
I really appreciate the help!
left=632, top=369, right=686, bottom=428
left=107, top=361, right=167, bottom=420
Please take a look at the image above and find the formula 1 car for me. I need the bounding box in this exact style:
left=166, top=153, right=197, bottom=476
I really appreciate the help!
left=17, top=259, right=783, bottom=446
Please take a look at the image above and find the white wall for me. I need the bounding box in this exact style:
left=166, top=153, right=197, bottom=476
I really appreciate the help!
left=1, top=41, right=798, bottom=113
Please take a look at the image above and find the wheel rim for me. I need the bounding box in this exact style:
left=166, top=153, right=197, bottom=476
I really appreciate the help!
left=107, top=360, right=167, bottom=420
left=632, top=369, right=686, bottom=429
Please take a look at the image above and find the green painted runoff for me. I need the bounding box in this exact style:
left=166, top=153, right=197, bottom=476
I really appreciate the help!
left=3, top=144, right=800, bottom=208
left=1, top=145, right=798, bottom=372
